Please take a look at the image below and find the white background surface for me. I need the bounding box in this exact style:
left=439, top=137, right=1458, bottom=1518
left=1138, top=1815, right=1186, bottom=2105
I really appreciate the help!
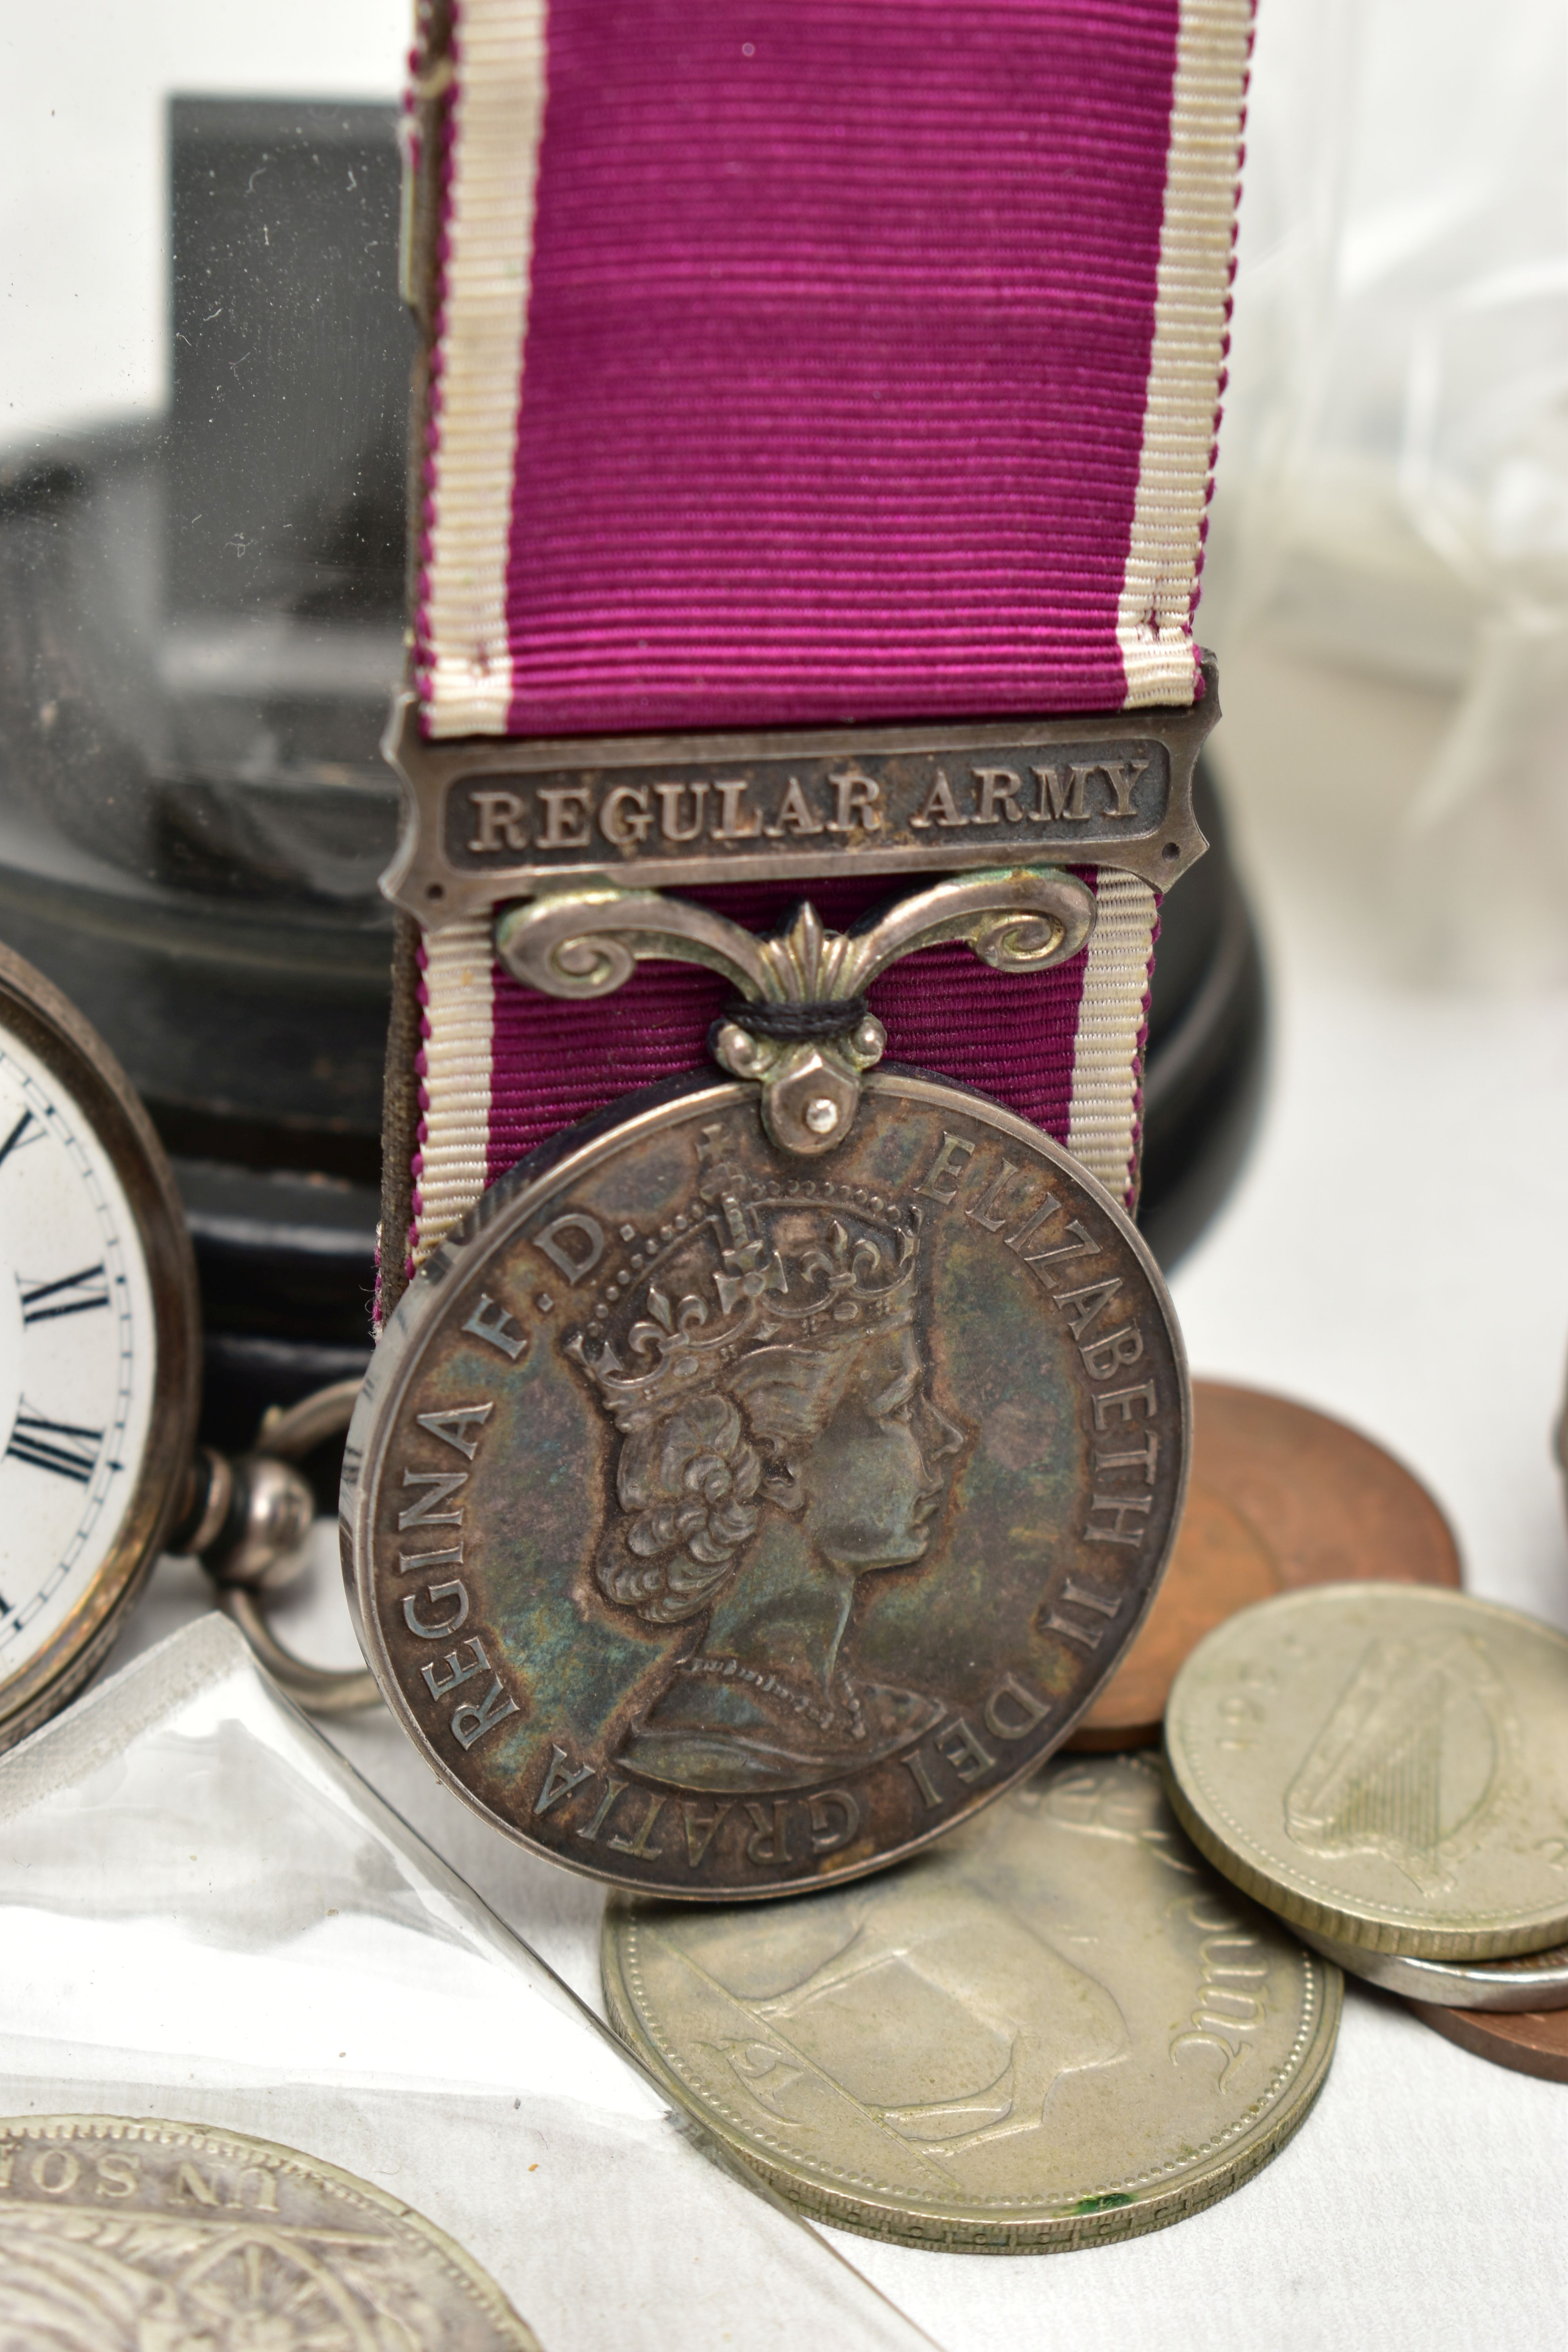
left=0, top=0, right=408, bottom=442
left=8, top=2, right=1568, bottom=2342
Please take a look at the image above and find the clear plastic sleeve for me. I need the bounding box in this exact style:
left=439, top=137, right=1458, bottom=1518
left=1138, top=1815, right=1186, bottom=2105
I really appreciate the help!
left=0, top=1615, right=932, bottom=2352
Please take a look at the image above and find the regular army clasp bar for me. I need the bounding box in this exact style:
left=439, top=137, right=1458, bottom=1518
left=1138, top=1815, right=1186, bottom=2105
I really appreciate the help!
left=379, top=656, right=1217, bottom=928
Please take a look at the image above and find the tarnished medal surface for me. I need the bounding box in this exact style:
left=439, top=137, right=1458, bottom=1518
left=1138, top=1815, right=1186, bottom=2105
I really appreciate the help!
left=346, top=1068, right=1187, bottom=1898
left=603, top=1754, right=1340, bottom=2249
left=0, top=2115, right=540, bottom=2347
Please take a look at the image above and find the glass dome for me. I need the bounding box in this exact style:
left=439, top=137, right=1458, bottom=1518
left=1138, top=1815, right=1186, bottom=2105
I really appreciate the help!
left=1, top=9, right=411, bottom=1441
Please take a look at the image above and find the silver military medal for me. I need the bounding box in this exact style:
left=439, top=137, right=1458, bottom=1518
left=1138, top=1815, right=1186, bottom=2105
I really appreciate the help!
left=345, top=708, right=1209, bottom=1898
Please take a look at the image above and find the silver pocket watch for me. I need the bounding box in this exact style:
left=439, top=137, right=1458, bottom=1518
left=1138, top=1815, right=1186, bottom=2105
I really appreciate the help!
left=0, top=940, right=374, bottom=1747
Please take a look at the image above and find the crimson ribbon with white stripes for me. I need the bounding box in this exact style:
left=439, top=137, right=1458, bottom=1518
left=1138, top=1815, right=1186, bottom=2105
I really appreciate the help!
left=394, top=0, right=1252, bottom=1288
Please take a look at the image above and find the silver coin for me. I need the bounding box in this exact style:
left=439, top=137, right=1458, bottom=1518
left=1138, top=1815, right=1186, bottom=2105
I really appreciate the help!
left=1163, top=1583, right=1568, bottom=1960
left=603, top=1752, right=1340, bottom=2252
left=0, top=2114, right=541, bottom=2349
left=1292, top=1925, right=1568, bottom=2011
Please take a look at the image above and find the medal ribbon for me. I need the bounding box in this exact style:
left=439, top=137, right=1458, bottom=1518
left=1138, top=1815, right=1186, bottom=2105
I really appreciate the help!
left=397, top=0, right=1252, bottom=1284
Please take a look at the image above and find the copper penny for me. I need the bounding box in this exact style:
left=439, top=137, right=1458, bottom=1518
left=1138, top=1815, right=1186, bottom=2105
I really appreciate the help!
left=1069, top=1381, right=1461, bottom=1749
left=1408, top=2003, right=1568, bottom=2083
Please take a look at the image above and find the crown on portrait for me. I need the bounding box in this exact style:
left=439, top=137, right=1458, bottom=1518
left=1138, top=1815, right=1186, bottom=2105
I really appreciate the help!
left=565, top=1123, right=920, bottom=1430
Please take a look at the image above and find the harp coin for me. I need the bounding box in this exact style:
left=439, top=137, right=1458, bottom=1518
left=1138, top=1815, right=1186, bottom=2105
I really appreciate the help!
left=1163, top=1584, right=1568, bottom=1960
left=0, top=2114, right=540, bottom=2347
left=602, top=1751, right=1340, bottom=2251
left=1406, top=2001, right=1568, bottom=2082
left=1069, top=1382, right=1461, bottom=1750
left=346, top=1070, right=1187, bottom=1900
left=1294, top=1926, right=1568, bottom=2011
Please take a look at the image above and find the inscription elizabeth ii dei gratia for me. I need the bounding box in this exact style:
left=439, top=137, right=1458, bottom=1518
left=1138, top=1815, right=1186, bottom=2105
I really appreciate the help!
left=346, top=1070, right=1188, bottom=1899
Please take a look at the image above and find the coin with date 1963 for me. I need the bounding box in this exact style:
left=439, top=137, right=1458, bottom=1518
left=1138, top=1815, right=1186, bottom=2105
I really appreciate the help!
left=344, top=1069, right=1188, bottom=1899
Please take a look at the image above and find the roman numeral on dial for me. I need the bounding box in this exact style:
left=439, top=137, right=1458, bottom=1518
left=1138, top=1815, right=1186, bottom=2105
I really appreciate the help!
left=0, top=1109, right=40, bottom=1171
left=5, top=1405, right=103, bottom=1483
left=17, top=1263, right=110, bottom=1325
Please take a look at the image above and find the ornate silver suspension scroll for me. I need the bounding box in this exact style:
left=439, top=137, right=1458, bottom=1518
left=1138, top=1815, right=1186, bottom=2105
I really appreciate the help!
left=493, top=866, right=1096, bottom=1155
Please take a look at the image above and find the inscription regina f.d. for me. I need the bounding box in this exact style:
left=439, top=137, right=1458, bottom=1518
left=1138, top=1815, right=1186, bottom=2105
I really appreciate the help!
left=348, top=1072, right=1188, bottom=1898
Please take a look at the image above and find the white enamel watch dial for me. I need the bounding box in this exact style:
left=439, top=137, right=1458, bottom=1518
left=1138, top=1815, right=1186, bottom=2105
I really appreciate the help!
left=0, top=945, right=198, bottom=1746
left=0, top=1029, right=157, bottom=1662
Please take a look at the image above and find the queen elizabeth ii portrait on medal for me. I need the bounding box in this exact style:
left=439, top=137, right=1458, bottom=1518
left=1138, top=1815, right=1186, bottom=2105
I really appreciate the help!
left=568, top=1137, right=964, bottom=1792
left=350, top=1063, right=1189, bottom=1900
